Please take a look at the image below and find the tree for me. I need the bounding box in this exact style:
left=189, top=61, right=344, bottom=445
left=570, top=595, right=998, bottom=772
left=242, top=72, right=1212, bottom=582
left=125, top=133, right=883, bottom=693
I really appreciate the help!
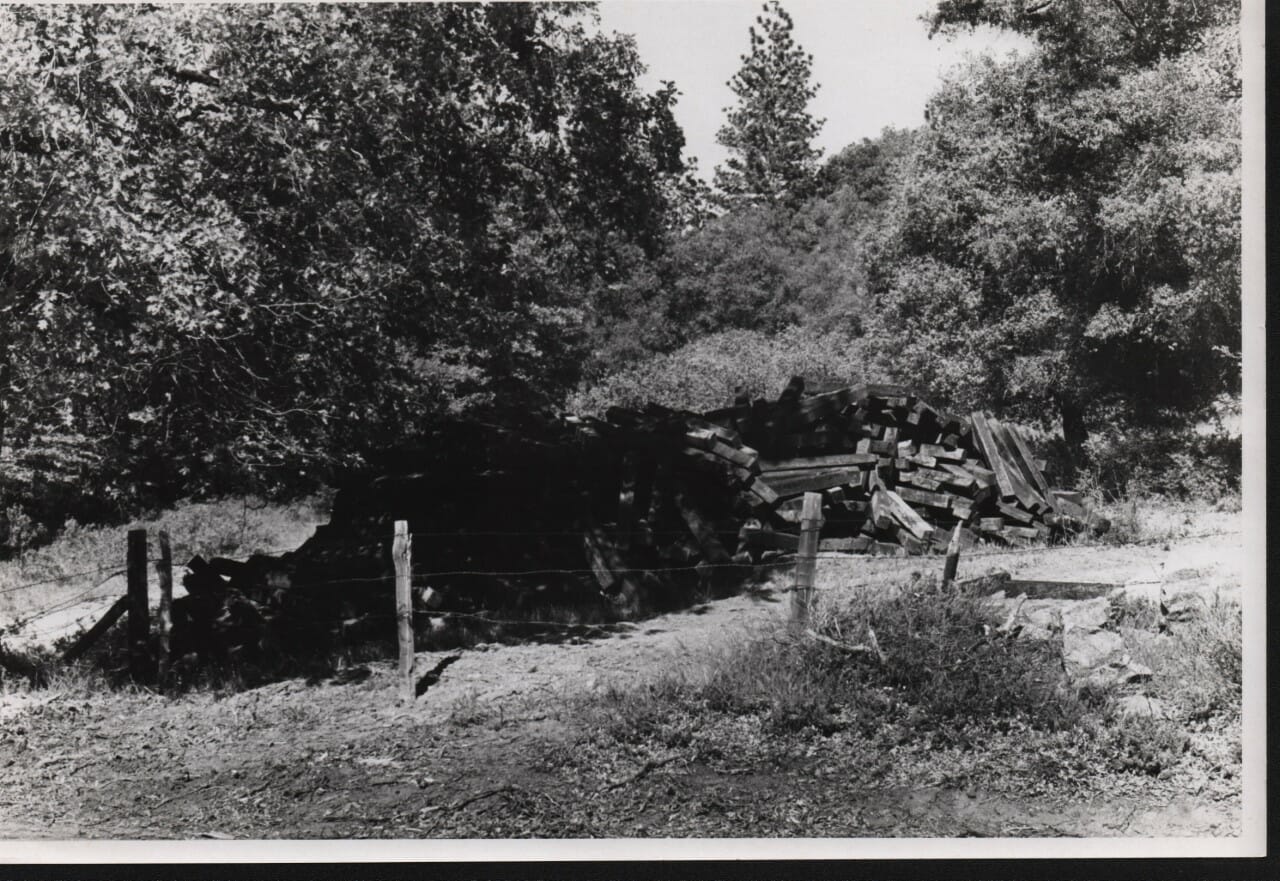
left=714, top=1, right=824, bottom=206
left=862, top=0, right=1240, bottom=474
left=0, top=4, right=694, bottom=538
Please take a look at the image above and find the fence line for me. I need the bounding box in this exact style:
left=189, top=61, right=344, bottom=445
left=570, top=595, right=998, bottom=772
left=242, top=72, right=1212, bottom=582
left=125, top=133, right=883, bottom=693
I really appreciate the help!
left=0, top=526, right=1239, bottom=607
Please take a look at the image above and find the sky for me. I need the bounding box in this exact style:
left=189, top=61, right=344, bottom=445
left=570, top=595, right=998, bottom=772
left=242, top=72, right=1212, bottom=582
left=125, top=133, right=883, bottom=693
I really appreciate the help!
left=595, top=0, right=1031, bottom=179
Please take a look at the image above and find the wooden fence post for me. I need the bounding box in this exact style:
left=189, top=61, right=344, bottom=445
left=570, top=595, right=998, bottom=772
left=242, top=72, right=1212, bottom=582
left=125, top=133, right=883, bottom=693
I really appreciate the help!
left=792, top=492, right=823, bottom=627
left=941, top=523, right=963, bottom=589
left=393, top=520, right=415, bottom=704
left=156, top=529, right=173, bottom=690
left=127, top=528, right=149, bottom=681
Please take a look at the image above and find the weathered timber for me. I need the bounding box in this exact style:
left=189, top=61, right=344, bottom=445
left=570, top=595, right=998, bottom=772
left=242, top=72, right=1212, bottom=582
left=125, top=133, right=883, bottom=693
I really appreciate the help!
left=920, top=444, right=966, bottom=462
left=895, top=486, right=955, bottom=510
left=996, top=502, right=1035, bottom=524
left=986, top=417, right=1049, bottom=512
left=969, top=412, right=1020, bottom=502
left=959, top=459, right=998, bottom=488
left=819, top=536, right=871, bottom=553
left=1003, top=423, right=1056, bottom=507
left=739, top=526, right=799, bottom=553
left=872, top=488, right=936, bottom=540
left=764, top=467, right=869, bottom=497
left=758, top=452, right=877, bottom=472
left=60, top=595, right=130, bottom=665
left=1004, top=580, right=1121, bottom=600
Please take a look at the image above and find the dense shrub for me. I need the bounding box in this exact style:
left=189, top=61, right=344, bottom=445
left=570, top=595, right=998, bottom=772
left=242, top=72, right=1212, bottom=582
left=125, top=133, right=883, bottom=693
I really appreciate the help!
left=569, top=327, right=870, bottom=415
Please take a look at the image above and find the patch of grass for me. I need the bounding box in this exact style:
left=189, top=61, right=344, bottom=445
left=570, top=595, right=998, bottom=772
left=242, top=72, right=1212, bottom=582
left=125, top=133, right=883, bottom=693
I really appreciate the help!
left=1107, top=715, right=1190, bottom=776
left=1122, top=596, right=1242, bottom=722
left=593, top=573, right=1088, bottom=753
left=1091, top=491, right=1240, bottom=546
left=0, top=494, right=332, bottom=623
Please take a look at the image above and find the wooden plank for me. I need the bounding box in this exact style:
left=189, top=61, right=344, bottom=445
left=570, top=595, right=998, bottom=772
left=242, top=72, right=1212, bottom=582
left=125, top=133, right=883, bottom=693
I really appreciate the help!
left=987, top=418, right=1049, bottom=512
left=684, top=428, right=717, bottom=450
left=991, top=419, right=1052, bottom=511
left=873, top=488, right=936, bottom=540
left=819, top=536, right=871, bottom=553
left=920, top=444, right=966, bottom=462
left=1004, top=580, right=1121, bottom=600
left=939, top=463, right=978, bottom=488
left=61, top=595, right=130, bottom=665
left=1003, top=423, right=1054, bottom=502
left=893, top=528, right=926, bottom=555
left=711, top=438, right=759, bottom=470
left=739, top=526, right=799, bottom=552
left=996, top=501, right=1035, bottom=524
left=1000, top=525, right=1043, bottom=542
left=968, top=412, right=1018, bottom=501
left=900, top=471, right=944, bottom=492
left=959, top=459, right=997, bottom=488
left=758, top=453, right=877, bottom=472
left=746, top=476, right=779, bottom=507
left=765, top=468, right=869, bottom=497
left=977, top=517, right=1005, bottom=533
left=895, top=486, right=955, bottom=510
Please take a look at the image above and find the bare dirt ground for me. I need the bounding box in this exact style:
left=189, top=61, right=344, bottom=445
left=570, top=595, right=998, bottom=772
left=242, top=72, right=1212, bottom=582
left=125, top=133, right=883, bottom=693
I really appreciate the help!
left=0, top=527, right=1244, bottom=841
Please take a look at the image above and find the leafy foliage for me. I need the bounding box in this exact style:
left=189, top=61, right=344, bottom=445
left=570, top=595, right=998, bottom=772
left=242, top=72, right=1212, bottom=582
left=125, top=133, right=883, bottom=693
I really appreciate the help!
left=0, top=4, right=694, bottom=538
left=863, top=1, right=1240, bottom=467
left=714, top=1, right=824, bottom=206
left=571, top=327, right=868, bottom=416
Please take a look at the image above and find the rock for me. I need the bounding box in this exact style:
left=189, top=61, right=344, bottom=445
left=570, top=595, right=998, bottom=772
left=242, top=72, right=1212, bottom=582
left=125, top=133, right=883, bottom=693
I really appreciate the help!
left=1162, top=589, right=1206, bottom=623
left=1062, top=625, right=1152, bottom=689
left=1060, top=596, right=1111, bottom=630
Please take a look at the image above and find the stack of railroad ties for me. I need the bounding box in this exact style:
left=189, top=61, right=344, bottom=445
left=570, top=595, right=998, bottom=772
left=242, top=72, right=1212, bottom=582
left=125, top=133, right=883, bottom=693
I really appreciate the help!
left=159, top=380, right=1106, bottom=673
left=602, top=380, right=1108, bottom=563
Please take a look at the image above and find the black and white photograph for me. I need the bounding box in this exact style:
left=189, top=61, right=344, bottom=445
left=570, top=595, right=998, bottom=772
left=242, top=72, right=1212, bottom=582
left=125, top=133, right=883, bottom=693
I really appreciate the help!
left=0, top=0, right=1264, bottom=862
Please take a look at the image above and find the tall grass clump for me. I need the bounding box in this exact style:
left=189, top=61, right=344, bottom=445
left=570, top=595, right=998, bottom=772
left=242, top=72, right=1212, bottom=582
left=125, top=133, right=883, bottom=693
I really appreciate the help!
left=595, top=573, right=1087, bottom=748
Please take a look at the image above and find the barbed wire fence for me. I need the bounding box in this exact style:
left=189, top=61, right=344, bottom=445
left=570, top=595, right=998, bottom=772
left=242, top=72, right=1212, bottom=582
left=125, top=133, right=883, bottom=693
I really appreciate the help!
left=0, top=500, right=1243, bottom=693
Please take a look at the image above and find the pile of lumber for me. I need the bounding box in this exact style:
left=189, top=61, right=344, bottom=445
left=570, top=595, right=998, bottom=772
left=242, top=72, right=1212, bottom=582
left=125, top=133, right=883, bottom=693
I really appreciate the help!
left=698, top=381, right=1107, bottom=556
left=156, top=379, right=1104, bottom=673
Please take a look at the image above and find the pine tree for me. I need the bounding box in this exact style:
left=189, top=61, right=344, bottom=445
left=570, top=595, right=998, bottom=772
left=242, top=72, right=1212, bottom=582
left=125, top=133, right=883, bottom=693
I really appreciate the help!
left=714, top=1, right=824, bottom=206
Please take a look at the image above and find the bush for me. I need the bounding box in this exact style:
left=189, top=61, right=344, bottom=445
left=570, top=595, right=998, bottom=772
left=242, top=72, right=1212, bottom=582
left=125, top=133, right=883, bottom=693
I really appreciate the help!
left=569, top=327, right=870, bottom=415
left=595, top=573, right=1087, bottom=748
